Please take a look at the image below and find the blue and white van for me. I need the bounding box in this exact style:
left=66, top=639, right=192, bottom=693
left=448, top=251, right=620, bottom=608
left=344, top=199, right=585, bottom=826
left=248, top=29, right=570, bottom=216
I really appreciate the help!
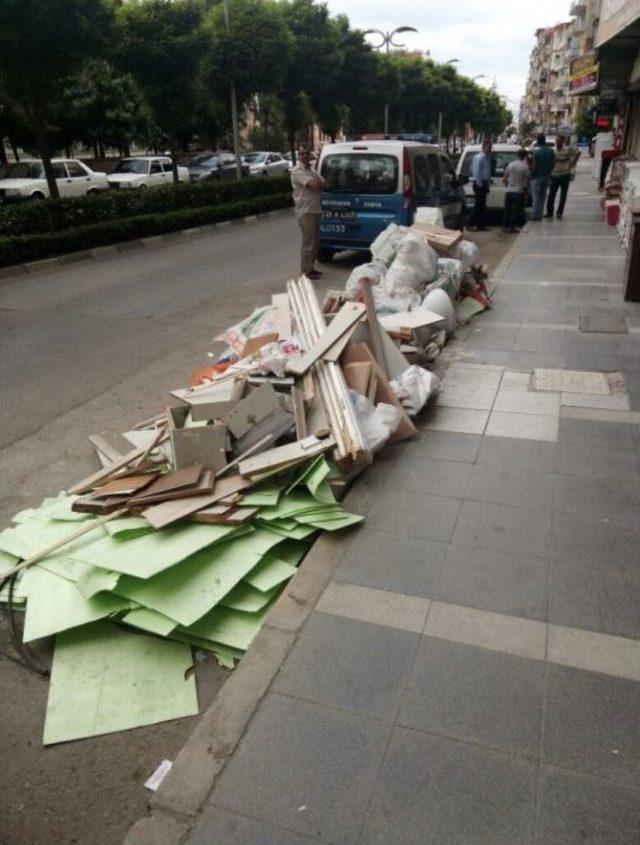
left=317, top=140, right=467, bottom=261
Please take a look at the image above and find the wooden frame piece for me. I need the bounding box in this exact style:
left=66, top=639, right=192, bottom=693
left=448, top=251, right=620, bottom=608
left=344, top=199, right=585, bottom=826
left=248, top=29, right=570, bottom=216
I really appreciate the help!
left=287, top=301, right=365, bottom=376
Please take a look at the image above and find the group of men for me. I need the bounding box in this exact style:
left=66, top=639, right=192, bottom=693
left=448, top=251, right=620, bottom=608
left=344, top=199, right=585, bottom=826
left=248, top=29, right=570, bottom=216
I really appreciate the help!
left=470, top=133, right=581, bottom=234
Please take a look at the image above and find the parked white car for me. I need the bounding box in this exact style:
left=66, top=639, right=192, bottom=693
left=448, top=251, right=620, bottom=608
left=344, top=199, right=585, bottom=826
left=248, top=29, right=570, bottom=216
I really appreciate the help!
left=107, top=157, right=189, bottom=190
left=456, top=144, right=531, bottom=211
left=0, top=159, right=109, bottom=204
left=243, top=151, right=290, bottom=178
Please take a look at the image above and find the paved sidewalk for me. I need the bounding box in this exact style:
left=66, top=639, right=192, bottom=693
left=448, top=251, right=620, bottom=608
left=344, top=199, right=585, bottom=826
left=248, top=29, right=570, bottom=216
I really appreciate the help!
left=174, top=162, right=640, bottom=844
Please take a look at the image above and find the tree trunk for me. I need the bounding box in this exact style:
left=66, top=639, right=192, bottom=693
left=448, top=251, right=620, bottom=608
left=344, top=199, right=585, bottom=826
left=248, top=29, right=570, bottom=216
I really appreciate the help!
left=170, top=149, right=179, bottom=184
left=98, top=141, right=105, bottom=158
left=0, top=139, right=7, bottom=165
left=92, top=142, right=99, bottom=158
left=124, top=143, right=131, bottom=157
left=35, top=127, right=59, bottom=199
left=9, top=139, right=19, bottom=161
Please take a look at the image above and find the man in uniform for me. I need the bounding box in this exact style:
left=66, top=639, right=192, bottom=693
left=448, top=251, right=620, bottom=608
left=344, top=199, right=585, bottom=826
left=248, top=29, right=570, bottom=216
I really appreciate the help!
left=291, top=147, right=325, bottom=279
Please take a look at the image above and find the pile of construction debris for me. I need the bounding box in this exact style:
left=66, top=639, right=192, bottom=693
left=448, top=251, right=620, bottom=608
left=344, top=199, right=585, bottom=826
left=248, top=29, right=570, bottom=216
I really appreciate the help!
left=0, top=220, right=487, bottom=745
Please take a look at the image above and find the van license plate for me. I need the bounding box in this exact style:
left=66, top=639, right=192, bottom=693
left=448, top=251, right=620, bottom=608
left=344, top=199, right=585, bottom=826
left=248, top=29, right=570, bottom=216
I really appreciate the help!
left=323, top=210, right=356, bottom=221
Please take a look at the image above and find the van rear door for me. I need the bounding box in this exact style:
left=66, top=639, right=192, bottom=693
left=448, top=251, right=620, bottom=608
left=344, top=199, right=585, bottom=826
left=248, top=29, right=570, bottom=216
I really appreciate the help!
left=320, top=151, right=403, bottom=251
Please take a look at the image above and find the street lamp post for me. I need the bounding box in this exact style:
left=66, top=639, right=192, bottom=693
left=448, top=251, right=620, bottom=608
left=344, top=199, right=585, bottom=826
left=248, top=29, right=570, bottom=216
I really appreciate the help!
left=364, top=26, right=417, bottom=135
left=222, top=0, right=243, bottom=180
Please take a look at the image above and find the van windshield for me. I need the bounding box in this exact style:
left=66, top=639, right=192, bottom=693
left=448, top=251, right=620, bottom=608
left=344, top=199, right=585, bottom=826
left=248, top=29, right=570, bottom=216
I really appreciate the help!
left=459, top=150, right=520, bottom=179
left=321, top=154, right=398, bottom=194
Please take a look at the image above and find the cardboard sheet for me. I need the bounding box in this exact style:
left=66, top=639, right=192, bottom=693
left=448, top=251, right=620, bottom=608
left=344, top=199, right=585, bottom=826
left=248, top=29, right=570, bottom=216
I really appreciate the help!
left=112, top=529, right=284, bottom=626
left=186, top=603, right=272, bottom=651
left=241, top=479, right=281, bottom=507
left=221, top=581, right=279, bottom=612
left=75, top=566, right=121, bottom=599
left=0, top=520, right=107, bottom=560
left=22, top=566, right=131, bottom=643
left=244, top=551, right=297, bottom=593
left=13, top=496, right=91, bottom=524
left=43, top=622, right=198, bottom=744
left=121, top=607, right=177, bottom=636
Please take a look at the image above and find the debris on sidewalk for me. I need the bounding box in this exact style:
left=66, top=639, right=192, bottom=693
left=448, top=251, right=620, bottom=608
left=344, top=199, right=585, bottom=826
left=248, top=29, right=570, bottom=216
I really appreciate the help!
left=0, top=227, right=489, bottom=744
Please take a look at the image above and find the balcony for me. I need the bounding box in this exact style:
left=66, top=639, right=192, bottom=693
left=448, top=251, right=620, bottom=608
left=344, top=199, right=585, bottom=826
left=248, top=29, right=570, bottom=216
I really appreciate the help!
left=570, top=1, right=586, bottom=15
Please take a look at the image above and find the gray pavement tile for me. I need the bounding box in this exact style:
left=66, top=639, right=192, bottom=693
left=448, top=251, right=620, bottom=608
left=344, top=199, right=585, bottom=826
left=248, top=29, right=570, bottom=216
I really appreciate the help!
left=412, top=430, right=482, bottom=463
left=210, top=693, right=389, bottom=845
left=493, top=389, right=561, bottom=416
left=188, top=806, right=318, bottom=845
left=563, top=351, right=623, bottom=372
left=555, top=474, right=640, bottom=525
left=335, top=529, right=447, bottom=597
left=435, top=544, right=549, bottom=621
left=465, top=463, right=555, bottom=510
left=457, top=349, right=511, bottom=367
left=437, top=384, right=497, bottom=410
left=511, top=327, right=566, bottom=353
left=368, top=487, right=461, bottom=543
left=398, top=638, right=544, bottom=758
left=548, top=625, right=640, bottom=682
left=476, top=435, right=558, bottom=472
left=558, top=417, right=635, bottom=448
left=485, top=411, right=559, bottom=442
left=465, top=326, right=519, bottom=351
left=542, top=664, right=640, bottom=790
left=422, top=405, right=489, bottom=435
left=316, top=582, right=430, bottom=633
left=506, top=256, right=624, bottom=285
left=444, top=364, right=504, bottom=389
left=359, top=727, right=536, bottom=845
left=452, top=500, right=553, bottom=557
left=273, top=612, right=417, bottom=720
left=536, top=766, right=640, bottom=845
left=364, top=455, right=473, bottom=499
left=506, top=351, right=568, bottom=371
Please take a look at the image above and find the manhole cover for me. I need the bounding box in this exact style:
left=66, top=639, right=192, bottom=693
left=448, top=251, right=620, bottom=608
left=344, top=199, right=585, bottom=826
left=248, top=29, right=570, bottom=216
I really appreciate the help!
left=532, top=369, right=611, bottom=395
left=579, top=311, right=628, bottom=334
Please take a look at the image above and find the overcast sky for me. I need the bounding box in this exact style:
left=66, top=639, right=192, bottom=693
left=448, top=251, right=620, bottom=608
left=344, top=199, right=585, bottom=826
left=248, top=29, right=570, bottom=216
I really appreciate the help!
left=325, top=0, right=573, bottom=114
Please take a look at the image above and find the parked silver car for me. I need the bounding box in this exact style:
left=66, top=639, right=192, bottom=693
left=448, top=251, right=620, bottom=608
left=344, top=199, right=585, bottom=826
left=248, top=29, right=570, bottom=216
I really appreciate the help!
left=243, top=151, right=290, bottom=178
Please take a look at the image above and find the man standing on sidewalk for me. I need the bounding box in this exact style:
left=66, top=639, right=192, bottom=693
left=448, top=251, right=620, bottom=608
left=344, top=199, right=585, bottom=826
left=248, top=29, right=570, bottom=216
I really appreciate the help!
left=546, top=135, right=581, bottom=219
left=291, top=147, right=325, bottom=280
left=470, top=139, right=492, bottom=231
left=502, top=149, right=530, bottom=233
left=530, top=133, right=555, bottom=221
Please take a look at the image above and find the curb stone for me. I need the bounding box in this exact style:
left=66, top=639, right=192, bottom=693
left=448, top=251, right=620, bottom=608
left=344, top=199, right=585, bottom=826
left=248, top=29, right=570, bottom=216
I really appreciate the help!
left=124, top=485, right=373, bottom=845
left=0, top=207, right=294, bottom=280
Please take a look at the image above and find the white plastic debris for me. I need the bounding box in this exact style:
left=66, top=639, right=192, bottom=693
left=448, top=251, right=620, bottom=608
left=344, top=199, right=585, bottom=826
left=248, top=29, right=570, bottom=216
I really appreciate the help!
left=436, top=257, right=464, bottom=293
left=450, top=239, right=480, bottom=271
left=344, top=259, right=387, bottom=300
left=370, top=223, right=407, bottom=266
left=414, top=206, right=444, bottom=226
left=144, top=759, right=173, bottom=792
left=349, top=391, right=403, bottom=452
left=384, top=232, right=438, bottom=297
left=214, top=306, right=277, bottom=356
left=390, top=366, right=442, bottom=416
left=372, top=285, right=422, bottom=314
left=422, top=288, right=456, bottom=334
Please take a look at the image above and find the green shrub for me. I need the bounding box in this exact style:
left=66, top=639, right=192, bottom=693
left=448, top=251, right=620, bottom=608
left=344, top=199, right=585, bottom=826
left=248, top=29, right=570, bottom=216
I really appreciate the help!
left=0, top=175, right=292, bottom=237
left=0, top=192, right=292, bottom=267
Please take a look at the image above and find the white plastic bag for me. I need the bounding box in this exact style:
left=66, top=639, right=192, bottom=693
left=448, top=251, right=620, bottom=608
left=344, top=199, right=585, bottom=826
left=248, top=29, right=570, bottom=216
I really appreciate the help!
left=384, top=232, right=438, bottom=296
left=372, top=285, right=422, bottom=314
left=450, top=239, right=480, bottom=270
left=436, top=258, right=464, bottom=292
left=349, top=391, right=402, bottom=452
left=390, top=366, right=441, bottom=416
left=370, top=223, right=407, bottom=266
left=414, top=206, right=444, bottom=226
left=423, top=289, right=456, bottom=334
left=344, top=259, right=387, bottom=300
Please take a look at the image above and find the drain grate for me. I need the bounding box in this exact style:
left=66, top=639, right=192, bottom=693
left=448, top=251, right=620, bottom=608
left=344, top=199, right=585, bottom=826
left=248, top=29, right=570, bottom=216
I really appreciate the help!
left=532, top=369, right=611, bottom=395
left=578, top=310, right=629, bottom=334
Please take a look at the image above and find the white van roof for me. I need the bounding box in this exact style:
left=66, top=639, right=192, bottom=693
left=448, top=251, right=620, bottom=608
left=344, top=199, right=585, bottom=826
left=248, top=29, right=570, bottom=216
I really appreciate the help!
left=320, top=140, right=441, bottom=156
left=460, top=143, right=526, bottom=154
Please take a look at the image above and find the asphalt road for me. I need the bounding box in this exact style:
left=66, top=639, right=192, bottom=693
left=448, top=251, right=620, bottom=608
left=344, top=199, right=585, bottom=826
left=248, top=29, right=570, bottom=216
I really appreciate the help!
left=0, top=211, right=510, bottom=845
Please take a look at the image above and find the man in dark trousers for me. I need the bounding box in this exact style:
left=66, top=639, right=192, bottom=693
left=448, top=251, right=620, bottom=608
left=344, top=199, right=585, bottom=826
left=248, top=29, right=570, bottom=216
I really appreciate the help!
left=531, top=133, right=555, bottom=221
left=290, top=147, right=325, bottom=279
left=546, top=135, right=581, bottom=219
left=470, top=139, right=492, bottom=231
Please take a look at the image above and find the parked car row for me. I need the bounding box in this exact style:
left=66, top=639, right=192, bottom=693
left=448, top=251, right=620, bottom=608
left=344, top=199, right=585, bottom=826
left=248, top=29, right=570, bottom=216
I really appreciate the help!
left=0, top=149, right=294, bottom=205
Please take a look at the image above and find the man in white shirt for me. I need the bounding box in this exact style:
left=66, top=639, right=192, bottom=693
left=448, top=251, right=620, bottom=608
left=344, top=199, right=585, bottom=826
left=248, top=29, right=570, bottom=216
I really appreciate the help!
left=502, top=149, right=530, bottom=233
left=291, top=147, right=326, bottom=279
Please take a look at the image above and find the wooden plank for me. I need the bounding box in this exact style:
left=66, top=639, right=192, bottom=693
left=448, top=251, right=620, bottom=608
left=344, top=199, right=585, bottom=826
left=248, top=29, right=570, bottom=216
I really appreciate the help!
left=322, top=320, right=359, bottom=363
left=218, top=434, right=273, bottom=478
left=142, top=474, right=253, bottom=529
left=189, top=506, right=259, bottom=525
left=131, top=464, right=202, bottom=498
left=378, top=308, right=445, bottom=332
left=342, top=343, right=417, bottom=442
left=68, top=447, right=148, bottom=495
left=88, top=434, right=126, bottom=464
left=291, top=385, right=307, bottom=440
left=287, top=303, right=366, bottom=376
left=128, top=469, right=215, bottom=506
left=92, top=474, right=158, bottom=498
left=225, top=383, right=281, bottom=439
left=72, top=495, right=132, bottom=515
left=411, top=222, right=462, bottom=251
left=239, top=436, right=334, bottom=478
left=343, top=361, right=373, bottom=395
left=360, top=278, right=388, bottom=379
left=271, top=292, right=292, bottom=339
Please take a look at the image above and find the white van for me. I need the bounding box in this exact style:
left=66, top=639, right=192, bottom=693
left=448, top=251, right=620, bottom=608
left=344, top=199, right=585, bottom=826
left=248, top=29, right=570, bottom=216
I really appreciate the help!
left=456, top=144, right=531, bottom=212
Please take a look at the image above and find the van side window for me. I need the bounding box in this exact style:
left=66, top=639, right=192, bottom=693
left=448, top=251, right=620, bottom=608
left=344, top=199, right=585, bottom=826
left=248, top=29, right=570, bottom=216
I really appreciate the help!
left=413, top=156, right=430, bottom=193
left=426, top=155, right=441, bottom=191
left=440, top=156, right=456, bottom=189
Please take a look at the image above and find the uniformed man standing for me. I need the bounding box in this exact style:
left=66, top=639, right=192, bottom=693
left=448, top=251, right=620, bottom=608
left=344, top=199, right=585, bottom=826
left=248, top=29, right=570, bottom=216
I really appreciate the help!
left=291, top=147, right=325, bottom=279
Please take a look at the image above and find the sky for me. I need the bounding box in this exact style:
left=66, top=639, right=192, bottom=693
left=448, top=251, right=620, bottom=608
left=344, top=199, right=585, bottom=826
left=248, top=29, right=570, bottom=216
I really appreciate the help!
left=324, top=0, right=574, bottom=115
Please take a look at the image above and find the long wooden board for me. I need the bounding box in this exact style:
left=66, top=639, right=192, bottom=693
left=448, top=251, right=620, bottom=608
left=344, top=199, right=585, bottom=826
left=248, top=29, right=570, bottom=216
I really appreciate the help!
left=142, top=474, right=253, bottom=529
left=287, top=302, right=365, bottom=376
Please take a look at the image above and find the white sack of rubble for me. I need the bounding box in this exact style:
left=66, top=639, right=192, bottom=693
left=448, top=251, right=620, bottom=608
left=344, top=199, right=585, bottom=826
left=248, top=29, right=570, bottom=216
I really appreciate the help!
left=370, top=223, right=407, bottom=266
left=344, top=259, right=387, bottom=300
left=349, top=391, right=403, bottom=452
left=390, top=366, right=442, bottom=416
left=450, top=239, right=480, bottom=270
left=436, top=257, right=464, bottom=293
left=372, top=284, right=422, bottom=314
left=384, top=232, right=438, bottom=296
left=414, top=206, right=444, bottom=227
left=423, top=288, right=456, bottom=333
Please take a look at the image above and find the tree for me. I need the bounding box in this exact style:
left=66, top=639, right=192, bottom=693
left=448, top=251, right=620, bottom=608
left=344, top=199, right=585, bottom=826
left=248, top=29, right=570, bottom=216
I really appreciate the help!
left=574, top=100, right=594, bottom=138
left=116, top=0, right=207, bottom=182
left=0, top=0, right=114, bottom=197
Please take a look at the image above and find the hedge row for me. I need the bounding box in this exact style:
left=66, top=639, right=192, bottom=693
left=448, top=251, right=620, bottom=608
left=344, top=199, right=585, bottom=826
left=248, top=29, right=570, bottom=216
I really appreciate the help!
left=0, top=192, right=293, bottom=268
left=0, top=175, right=292, bottom=237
